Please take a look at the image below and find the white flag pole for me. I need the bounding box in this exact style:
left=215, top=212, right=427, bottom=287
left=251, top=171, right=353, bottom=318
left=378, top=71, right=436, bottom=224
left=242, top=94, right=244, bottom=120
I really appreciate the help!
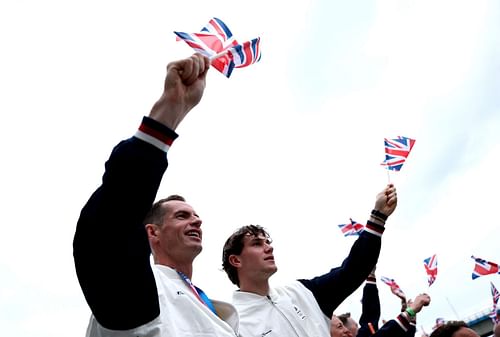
left=210, top=49, right=229, bottom=61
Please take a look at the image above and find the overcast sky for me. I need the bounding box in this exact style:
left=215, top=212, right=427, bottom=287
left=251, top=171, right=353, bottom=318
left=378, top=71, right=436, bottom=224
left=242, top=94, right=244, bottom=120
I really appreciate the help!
left=1, top=1, right=500, bottom=336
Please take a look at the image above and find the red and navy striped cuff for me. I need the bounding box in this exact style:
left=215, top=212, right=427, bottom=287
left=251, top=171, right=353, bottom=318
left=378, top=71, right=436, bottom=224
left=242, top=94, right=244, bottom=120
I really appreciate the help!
left=395, top=312, right=411, bottom=332
left=134, top=117, right=178, bottom=152
left=366, top=275, right=377, bottom=284
left=364, top=220, right=385, bottom=237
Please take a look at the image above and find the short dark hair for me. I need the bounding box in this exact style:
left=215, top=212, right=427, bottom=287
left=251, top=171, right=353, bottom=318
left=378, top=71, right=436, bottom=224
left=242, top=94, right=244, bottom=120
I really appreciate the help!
left=337, top=313, right=351, bottom=325
left=429, top=321, right=469, bottom=337
left=222, top=225, right=270, bottom=286
left=143, top=195, right=186, bottom=225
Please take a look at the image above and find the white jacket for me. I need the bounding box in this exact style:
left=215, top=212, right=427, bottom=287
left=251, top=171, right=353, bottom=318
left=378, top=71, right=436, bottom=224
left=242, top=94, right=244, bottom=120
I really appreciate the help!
left=86, top=265, right=240, bottom=337
left=233, top=281, right=330, bottom=337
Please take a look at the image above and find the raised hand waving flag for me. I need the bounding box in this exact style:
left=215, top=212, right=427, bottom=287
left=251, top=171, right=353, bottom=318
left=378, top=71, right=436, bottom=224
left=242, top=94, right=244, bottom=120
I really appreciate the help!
left=381, top=136, right=416, bottom=171
left=471, top=255, right=500, bottom=279
left=338, top=218, right=364, bottom=237
left=423, top=254, right=438, bottom=286
left=174, top=17, right=261, bottom=78
left=380, top=276, right=406, bottom=300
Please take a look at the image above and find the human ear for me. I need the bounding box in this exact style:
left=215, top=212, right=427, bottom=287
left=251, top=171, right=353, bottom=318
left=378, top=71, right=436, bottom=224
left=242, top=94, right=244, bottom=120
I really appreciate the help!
left=145, top=224, right=160, bottom=240
left=228, top=255, right=241, bottom=268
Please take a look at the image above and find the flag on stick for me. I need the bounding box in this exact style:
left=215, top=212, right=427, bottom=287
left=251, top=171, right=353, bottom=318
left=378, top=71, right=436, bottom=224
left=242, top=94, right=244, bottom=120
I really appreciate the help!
left=175, top=17, right=261, bottom=77
left=423, top=254, right=438, bottom=286
left=381, top=136, right=416, bottom=171
left=380, top=276, right=406, bottom=300
left=338, top=218, right=364, bottom=237
left=471, top=255, right=500, bottom=280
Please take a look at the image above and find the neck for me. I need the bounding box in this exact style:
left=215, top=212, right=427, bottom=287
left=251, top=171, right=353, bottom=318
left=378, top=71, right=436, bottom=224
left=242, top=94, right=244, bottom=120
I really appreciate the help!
left=155, top=256, right=194, bottom=279
left=239, top=278, right=270, bottom=296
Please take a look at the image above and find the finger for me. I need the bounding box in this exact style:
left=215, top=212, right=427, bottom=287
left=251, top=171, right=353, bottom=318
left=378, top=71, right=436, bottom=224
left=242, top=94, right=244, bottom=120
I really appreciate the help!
left=178, top=57, right=194, bottom=84
left=185, top=56, right=200, bottom=85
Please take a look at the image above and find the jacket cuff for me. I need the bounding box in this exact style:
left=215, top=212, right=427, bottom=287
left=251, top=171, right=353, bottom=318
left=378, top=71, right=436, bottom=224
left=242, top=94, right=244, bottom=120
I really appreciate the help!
left=134, top=116, right=179, bottom=153
left=395, top=312, right=411, bottom=332
left=364, top=220, right=385, bottom=237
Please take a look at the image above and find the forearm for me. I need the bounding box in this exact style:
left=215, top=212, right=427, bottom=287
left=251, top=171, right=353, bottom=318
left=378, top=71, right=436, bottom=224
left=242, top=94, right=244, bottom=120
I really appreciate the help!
left=359, top=279, right=381, bottom=328
left=298, top=220, right=384, bottom=317
left=73, top=117, right=177, bottom=329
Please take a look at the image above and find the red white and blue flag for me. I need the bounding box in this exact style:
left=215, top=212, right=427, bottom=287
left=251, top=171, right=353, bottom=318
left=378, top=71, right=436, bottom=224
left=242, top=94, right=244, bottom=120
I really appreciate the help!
left=174, top=17, right=261, bottom=78
left=227, top=37, right=261, bottom=68
left=380, top=276, right=406, bottom=300
left=338, top=218, right=364, bottom=237
left=471, top=255, right=500, bottom=280
left=490, top=282, right=499, bottom=323
left=381, top=136, right=416, bottom=171
left=423, top=254, right=438, bottom=287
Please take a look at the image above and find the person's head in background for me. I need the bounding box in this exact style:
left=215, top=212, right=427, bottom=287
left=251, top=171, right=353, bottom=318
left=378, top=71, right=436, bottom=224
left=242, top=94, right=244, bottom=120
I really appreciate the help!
left=493, top=322, right=500, bottom=337
left=429, top=321, right=479, bottom=337
left=337, top=313, right=358, bottom=337
left=330, top=315, right=353, bottom=337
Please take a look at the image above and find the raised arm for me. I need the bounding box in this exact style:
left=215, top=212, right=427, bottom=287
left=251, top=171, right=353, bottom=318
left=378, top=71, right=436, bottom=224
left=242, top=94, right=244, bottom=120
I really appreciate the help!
left=299, top=184, right=397, bottom=317
left=357, top=269, right=381, bottom=337
left=73, top=54, right=210, bottom=330
left=375, top=293, right=431, bottom=337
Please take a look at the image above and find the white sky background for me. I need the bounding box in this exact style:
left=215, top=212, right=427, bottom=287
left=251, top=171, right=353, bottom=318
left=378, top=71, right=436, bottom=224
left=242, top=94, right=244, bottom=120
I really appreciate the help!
left=1, top=0, right=499, bottom=336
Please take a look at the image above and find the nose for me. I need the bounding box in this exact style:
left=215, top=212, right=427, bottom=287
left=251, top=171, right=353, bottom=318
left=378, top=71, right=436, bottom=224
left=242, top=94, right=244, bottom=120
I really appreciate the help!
left=191, top=216, right=202, bottom=228
left=265, top=243, right=273, bottom=253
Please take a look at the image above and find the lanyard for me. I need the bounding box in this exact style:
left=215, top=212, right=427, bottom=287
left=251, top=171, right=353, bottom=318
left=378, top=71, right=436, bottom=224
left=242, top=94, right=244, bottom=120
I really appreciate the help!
left=177, top=271, right=218, bottom=316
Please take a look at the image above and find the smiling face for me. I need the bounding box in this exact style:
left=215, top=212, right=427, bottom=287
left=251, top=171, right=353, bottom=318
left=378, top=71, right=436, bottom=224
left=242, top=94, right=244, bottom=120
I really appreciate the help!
left=146, top=199, right=203, bottom=266
left=330, top=316, right=352, bottom=337
left=344, top=317, right=359, bottom=337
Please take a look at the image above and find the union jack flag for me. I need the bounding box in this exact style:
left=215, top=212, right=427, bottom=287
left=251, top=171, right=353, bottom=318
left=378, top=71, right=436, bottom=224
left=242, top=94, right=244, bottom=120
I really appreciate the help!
left=380, top=276, right=406, bottom=300
left=174, top=18, right=261, bottom=77
left=471, top=255, right=500, bottom=280
left=489, top=282, right=500, bottom=323
left=381, top=136, right=416, bottom=171
left=227, top=37, right=261, bottom=68
left=423, top=254, right=438, bottom=286
left=338, top=218, right=364, bottom=237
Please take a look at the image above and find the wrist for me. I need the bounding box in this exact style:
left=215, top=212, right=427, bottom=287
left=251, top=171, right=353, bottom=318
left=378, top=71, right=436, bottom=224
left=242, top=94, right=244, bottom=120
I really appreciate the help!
left=369, top=215, right=385, bottom=226
left=371, top=209, right=388, bottom=222
left=405, top=307, right=416, bottom=318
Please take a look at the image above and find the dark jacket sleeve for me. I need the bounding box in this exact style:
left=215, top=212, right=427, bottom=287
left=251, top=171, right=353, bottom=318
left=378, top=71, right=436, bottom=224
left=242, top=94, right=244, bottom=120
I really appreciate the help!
left=298, top=221, right=384, bottom=317
left=73, top=117, right=177, bottom=330
left=372, top=313, right=415, bottom=337
left=357, top=281, right=381, bottom=337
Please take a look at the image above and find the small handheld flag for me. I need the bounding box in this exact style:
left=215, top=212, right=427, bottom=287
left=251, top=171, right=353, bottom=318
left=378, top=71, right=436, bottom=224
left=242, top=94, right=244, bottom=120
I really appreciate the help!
left=471, top=255, right=500, bottom=280
left=381, top=136, right=416, bottom=171
left=174, top=17, right=261, bottom=78
left=490, top=282, right=500, bottom=323
left=380, top=276, right=406, bottom=300
left=338, top=218, right=364, bottom=237
left=423, top=254, right=438, bottom=287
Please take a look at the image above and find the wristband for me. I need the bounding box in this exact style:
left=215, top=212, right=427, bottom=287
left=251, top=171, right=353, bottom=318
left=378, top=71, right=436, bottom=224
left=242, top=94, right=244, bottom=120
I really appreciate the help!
left=405, top=307, right=416, bottom=318
left=371, top=209, right=388, bottom=221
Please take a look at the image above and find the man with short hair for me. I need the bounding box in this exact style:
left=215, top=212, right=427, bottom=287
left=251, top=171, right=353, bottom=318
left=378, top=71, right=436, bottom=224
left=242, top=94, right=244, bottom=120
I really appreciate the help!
left=338, top=312, right=359, bottom=337
left=73, top=53, right=240, bottom=337
left=222, top=185, right=398, bottom=337
left=429, top=321, right=479, bottom=337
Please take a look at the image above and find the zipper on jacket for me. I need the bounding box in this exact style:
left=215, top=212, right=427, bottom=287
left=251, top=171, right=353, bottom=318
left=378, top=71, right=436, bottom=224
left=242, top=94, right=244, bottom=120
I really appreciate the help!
left=266, top=295, right=301, bottom=337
